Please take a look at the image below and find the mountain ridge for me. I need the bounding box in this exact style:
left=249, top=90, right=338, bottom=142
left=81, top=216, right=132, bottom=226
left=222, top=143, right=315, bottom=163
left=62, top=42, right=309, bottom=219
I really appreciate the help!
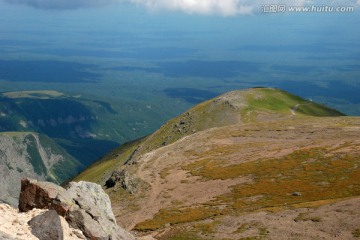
left=73, top=88, right=359, bottom=240
left=75, top=87, right=344, bottom=177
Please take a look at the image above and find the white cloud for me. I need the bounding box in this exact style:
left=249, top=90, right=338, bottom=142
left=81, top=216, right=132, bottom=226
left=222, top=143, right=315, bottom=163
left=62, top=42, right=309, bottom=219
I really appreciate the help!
left=130, top=0, right=254, bottom=16
left=128, top=0, right=359, bottom=16
left=2, top=0, right=359, bottom=15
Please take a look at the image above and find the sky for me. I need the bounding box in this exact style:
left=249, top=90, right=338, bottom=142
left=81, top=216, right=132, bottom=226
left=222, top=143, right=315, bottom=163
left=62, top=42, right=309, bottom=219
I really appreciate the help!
left=1, top=0, right=359, bottom=15
left=0, top=0, right=359, bottom=114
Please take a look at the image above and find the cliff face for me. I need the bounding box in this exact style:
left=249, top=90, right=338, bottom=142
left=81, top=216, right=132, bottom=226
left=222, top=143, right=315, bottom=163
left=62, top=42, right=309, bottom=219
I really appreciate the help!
left=0, top=132, right=81, bottom=206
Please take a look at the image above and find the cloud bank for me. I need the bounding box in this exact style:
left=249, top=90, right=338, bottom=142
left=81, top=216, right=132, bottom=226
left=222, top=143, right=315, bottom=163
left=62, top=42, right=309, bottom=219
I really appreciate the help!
left=3, top=0, right=359, bottom=15
left=131, top=0, right=359, bottom=15
left=130, top=0, right=255, bottom=15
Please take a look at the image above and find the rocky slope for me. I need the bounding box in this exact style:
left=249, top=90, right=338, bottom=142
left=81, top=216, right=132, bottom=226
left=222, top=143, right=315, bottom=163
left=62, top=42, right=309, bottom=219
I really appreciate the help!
left=0, top=203, right=84, bottom=240
left=0, top=178, right=136, bottom=240
left=0, top=132, right=81, bottom=206
left=73, top=88, right=360, bottom=240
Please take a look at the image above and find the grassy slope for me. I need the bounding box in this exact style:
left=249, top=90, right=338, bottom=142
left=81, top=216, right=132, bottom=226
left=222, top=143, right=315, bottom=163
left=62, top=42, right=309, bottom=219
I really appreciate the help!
left=71, top=138, right=144, bottom=183
left=132, top=117, right=360, bottom=240
left=240, top=88, right=344, bottom=120
left=73, top=88, right=355, bottom=240
left=74, top=88, right=344, bottom=185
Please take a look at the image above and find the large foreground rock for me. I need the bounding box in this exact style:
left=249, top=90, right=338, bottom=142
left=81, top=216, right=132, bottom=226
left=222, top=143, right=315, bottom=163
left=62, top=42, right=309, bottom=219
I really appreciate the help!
left=18, top=178, right=72, bottom=216
left=19, top=178, right=136, bottom=240
left=0, top=202, right=85, bottom=240
left=28, top=210, right=64, bottom=240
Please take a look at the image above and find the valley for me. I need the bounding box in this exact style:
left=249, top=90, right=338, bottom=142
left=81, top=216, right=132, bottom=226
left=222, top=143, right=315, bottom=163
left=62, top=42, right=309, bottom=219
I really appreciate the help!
left=1, top=2, right=359, bottom=239
left=0, top=90, right=174, bottom=205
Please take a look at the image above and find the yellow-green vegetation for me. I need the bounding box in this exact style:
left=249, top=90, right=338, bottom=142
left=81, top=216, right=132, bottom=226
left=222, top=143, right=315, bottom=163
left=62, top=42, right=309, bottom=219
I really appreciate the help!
left=183, top=147, right=360, bottom=213
left=166, top=234, right=204, bottom=240
left=240, top=88, right=344, bottom=122
left=194, top=220, right=221, bottom=235
left=160, top=167, right=172, bottom=179
left=294, top=212, right=322, bottom=222
left=108, top=187, right=142, bottom=213
left=134, top=88, right=344, bottom=162
left=183, top=141, right=267, bottom=163
left=135, top=96, right=239, bottom=157
left=134, top=206, right=223, bottom=231
left=2, top=90, right=64, bottom=99
left=158, top=231, right=208, bottom=240
left=72, top=138, right=143, bottom=183
left=352, top=229, right=360, bottom=238
left=238, top=237, right=265, bottom=240
left=242, top=88, right=304, bottom=113
left=71, top=88, right=355, bottom=240
left=0, top=131, right=33, bottom=136
left=233, top=222, right=269, bottom=239
left=235, top=223, right=260, bottom=234
left=73, top=88, right=345, bottom=187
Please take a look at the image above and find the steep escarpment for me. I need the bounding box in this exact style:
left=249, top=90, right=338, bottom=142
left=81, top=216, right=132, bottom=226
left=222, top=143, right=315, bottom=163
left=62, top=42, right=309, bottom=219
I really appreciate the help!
left=0, top=132, right=81, bottom=206
left=74, top=88, right=359, bottom=240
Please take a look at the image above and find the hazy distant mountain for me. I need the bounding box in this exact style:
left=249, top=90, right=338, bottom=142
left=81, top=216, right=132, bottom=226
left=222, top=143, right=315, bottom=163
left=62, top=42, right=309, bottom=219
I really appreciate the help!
left=74, top=88, right=360, bottom=239
left=0, top=90, right=122, bottom=165
left=0, top=132, right=81, bottom=205
left=0, top=90, right=183, bottom=167
left=0, top=90, right=118, bottom=205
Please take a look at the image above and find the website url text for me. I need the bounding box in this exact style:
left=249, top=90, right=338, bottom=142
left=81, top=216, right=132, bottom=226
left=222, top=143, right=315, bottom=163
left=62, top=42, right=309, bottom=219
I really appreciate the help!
left=262, top=5, right=355, bottom=13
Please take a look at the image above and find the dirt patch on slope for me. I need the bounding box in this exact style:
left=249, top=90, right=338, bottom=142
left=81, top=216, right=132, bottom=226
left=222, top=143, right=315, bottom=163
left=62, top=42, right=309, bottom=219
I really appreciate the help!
left=110, top=117, right=360, bottom=239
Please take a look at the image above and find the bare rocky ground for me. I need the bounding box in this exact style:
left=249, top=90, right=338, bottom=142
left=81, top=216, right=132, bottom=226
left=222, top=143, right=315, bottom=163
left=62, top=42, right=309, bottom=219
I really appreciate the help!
left=108, top=116, right=360, bottom=239
left=0, top=202, right=84, bottom=240
left=73, top=89, right=360, bottom=240
left=204, top=197, right=360, bottom=240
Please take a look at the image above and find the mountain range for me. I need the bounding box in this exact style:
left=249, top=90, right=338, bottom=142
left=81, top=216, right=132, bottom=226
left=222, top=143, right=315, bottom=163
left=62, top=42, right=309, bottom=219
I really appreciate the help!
left=0, top=88, right=359, bottom=239
left=73, top=88, right=360, bottom=240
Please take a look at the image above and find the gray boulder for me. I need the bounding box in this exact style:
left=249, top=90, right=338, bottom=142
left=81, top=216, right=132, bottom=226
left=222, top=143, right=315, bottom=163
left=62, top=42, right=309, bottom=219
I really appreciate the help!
left=66, top=181, right=135, bottom=240
left=28, top=210, right=64, bottom=240
left=19, top=178, right=136, bottom=240
left=105, top=170, right=138, bottom=194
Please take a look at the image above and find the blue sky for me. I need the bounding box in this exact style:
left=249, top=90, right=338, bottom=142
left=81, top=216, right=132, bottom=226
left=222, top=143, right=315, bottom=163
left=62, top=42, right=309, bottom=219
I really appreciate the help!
left=1, top=0, right=359, bottom=14
left=1, top=0, right=358, bottom=58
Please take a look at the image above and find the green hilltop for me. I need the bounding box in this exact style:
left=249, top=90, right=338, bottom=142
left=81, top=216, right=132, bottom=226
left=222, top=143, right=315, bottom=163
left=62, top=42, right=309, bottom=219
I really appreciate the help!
left=73, top=87, right=344, bottom=183
left=72, top=88, right=360, bottom=240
